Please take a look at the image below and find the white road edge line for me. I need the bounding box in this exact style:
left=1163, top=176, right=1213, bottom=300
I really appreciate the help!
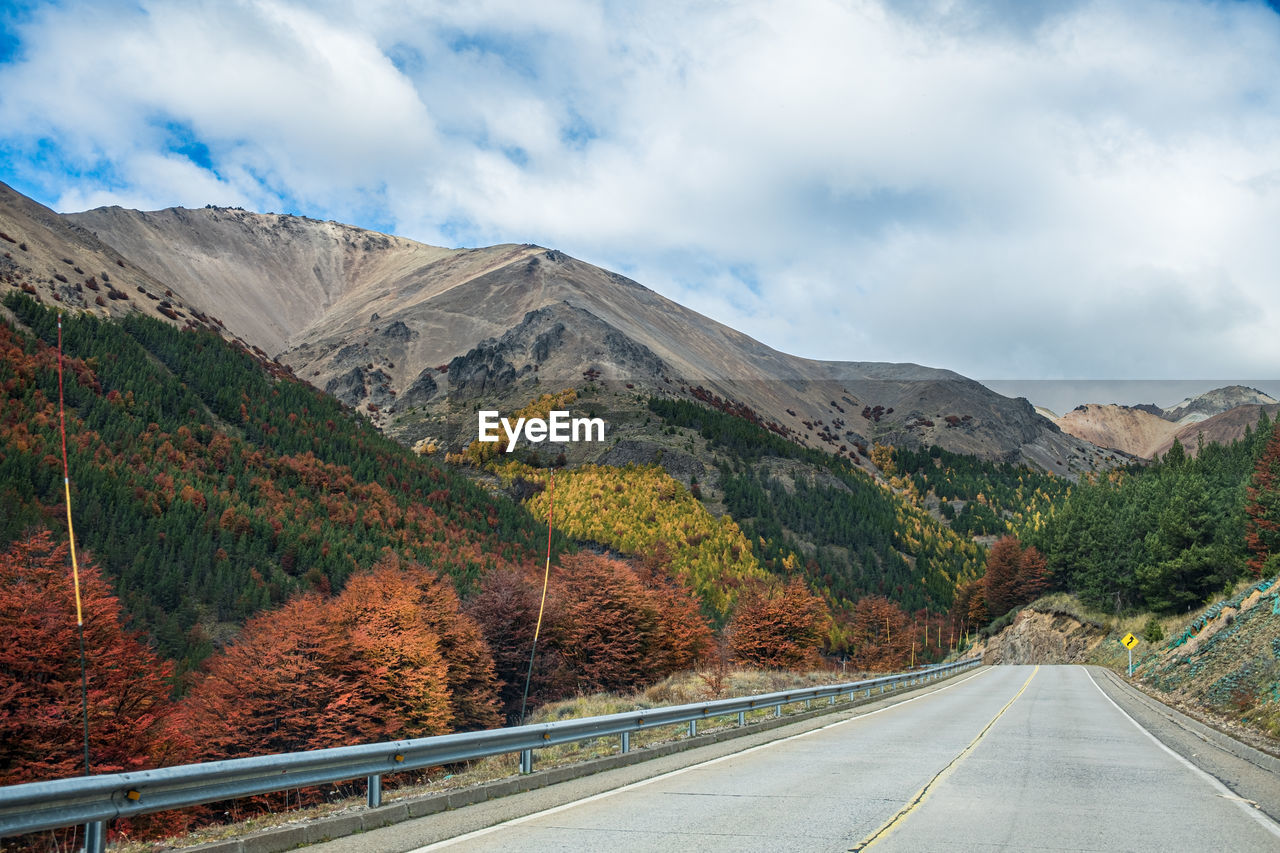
left=1085, top=668, right=1280, bottom=840
left=407, top=666, right=994, bottom=851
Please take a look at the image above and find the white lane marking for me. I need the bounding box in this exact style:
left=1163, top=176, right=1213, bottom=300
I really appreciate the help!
left=408, top=666, right=997, bottom=851
left=1085, top=668, right=1280, bottom=841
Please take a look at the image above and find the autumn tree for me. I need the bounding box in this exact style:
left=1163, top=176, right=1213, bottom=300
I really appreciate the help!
left=0, top=531, right=187, bottom=786
left=1245, top=421, right=1280, bottom=579
left=178, top=557, right=501, bottom=763
left=1019, top=545, right=1048, bottom=600
left=983, top=536, right=1023, bottom=617
left=983, top=536, right=1050, bottom=619
left=468, top=551, right=712, bottom=716
left=177, top=595, right=395, bottom=761
left=728, top=578, right=831, bottom=670
left=635, top=544, right=713, bottom=674
left=0, top=531, right=192, bottom=847
left=348, top=554, right=501, bottom=731
left=848, top=595, right=909, bottom=671
left=554, top=552, right=713, bottom=693
left=949, top=577, right=988, bottom=636
left=466, top=566, right=572, bottom=720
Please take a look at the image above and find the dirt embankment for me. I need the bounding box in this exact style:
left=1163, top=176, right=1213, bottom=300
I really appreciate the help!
left=978, top=608, right=1107, bottom=665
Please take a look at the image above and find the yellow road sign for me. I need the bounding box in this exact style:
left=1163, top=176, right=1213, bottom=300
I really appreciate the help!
left=1121, top=633, right=1139, bottom=650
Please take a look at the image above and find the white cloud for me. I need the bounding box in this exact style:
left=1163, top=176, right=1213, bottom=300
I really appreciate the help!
left=2, top=0, right=1279, bottom=384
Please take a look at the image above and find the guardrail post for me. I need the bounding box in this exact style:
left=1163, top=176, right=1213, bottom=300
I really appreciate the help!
left=774, top=703, right=782, bottom=718
left=738, top=711, right=745, bottom=726
left=621, top=731, right=630, bottom=753
left=367, top=774, right=382, bottom=808
left=829, top=694, right=836, bottom=706
left=83, top=821, right=106, bottom=853
left=688, top=719, right=698, bottom=737
left=519, top=749, right=533, bottom=774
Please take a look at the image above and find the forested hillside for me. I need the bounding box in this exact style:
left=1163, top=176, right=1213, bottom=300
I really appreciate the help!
left=648, top=398, right=985, bottom=614
left=886, top=444, right=1069, bottom=538
left=1022, top=426, right=1274, bottom=615
left=947, top=417, right=1280, bottom=638
left=0, top=296, right=722, bottom=821
left=1, top=293, right=552, bottom=673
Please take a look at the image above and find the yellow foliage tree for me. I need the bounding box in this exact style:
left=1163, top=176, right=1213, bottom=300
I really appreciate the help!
left=526, top=463, right=770, bottom=617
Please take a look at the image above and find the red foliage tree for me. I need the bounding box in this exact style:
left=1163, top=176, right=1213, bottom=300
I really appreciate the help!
left=636, top=543, right=713, bottom=674
left=176, top=595, right=395, bottom=761
left=1245, top=422, right=1280, bottom=579
left=466, top=566, right=572, bottom=720
left=0, top=531, right=191, bottom=846
left=0, top=531, right=187, bottom=785
left=728, top=578, right=831, bottom=670
left=984, top=536, right=1049, bottom=619
left=848, top=595, right=909, bottom=671
left=983, top=536, right=1023, bottom=618
left=467, top=551, right=712, bottom=716
left=1018, top=545, right=1049, bottom=602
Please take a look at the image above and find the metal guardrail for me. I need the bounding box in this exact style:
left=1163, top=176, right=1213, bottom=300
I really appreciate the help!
left=0, top=657, right=980, bottom=843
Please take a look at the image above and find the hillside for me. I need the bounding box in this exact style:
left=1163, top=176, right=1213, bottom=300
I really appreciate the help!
left=1153, top=403, right=1280, bottom=459
left=1054, top=387, right=1279, bottom=460
left=0, top=293, right=553, bottom=671
left=0, top=183, right=226, bottom=341
left=53, top=195, right=1118, bottom=474
left=1055, top=403, right=1181, bottom=458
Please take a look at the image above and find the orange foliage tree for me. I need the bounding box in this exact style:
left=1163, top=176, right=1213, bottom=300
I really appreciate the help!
left=728, top=578, right=831, bottom=670
left=177, top=557, right=500, bottom=762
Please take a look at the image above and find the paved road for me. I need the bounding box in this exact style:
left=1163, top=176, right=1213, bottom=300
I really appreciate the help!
left=317, top=666, right=1280, bottom=852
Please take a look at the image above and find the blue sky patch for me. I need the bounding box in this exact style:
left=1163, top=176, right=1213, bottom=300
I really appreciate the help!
left=156, top=118, right=215, bottom=172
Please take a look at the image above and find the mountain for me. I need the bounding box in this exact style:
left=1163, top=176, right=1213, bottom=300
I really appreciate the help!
left=1054, top=404, right=1181, bottom=459
left=1162, top=385, right=1279, bottom=424
left=1152, top=403, right=1280, bottom=459
left=52, top=196, right=1118, bottom=475
left=0, top=183, right=227, bottom=341
left=1053, top=386, right=1279, bottom=459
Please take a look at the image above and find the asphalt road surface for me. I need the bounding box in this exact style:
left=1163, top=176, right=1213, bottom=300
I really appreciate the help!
left=314, top=665, right=1280, bottom=852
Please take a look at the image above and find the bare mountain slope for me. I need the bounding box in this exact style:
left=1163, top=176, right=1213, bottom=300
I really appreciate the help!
left=49, top=197, right=1121, bottom=472
left=1055, top=388, right=1280, bottom=460
left=1151, top=403, right=1280, bottom=459
left=0, top=182, right=223, bottom=336
left=66, top=205, right=458, bottom=355
left=1163, top=385, right=1279, bottom=424
left=1054, top=404, right=1181, bottom=459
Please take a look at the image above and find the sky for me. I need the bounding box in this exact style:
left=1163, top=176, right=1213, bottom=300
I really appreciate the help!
left=2, top=0, right=1279, bottom=410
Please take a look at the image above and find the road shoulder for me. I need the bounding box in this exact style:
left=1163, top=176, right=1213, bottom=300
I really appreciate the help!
left=1087, top=665, right=1280, bottom=826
